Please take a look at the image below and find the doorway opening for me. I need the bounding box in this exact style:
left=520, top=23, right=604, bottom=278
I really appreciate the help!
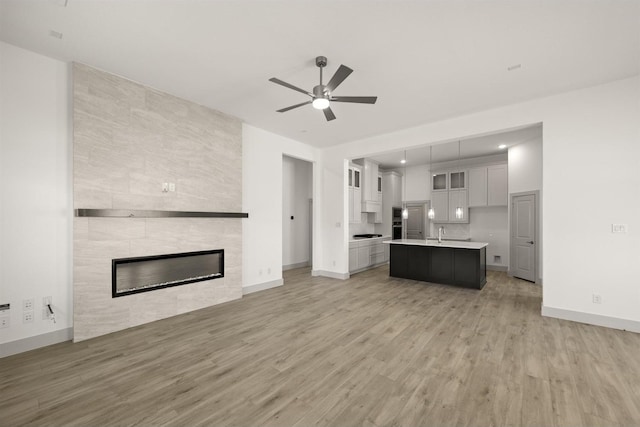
left=405, top=202, right=430, bottom=239
left=282, top=155, right=313, bottom=272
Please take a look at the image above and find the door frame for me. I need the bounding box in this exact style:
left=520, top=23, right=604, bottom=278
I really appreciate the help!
left=509, top=190, right=540, bottom=284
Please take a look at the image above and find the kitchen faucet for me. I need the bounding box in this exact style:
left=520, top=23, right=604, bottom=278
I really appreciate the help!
left=438, top=226, right=445, bottom=243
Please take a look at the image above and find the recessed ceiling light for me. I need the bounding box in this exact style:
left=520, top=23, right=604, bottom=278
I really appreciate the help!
left=498, top=144, right=507, bottom=149
left=507, top=64, right=522, bottom=71
left=49, top=30, right=63, bottom=39
left=400, top=159, right=406, bottom=164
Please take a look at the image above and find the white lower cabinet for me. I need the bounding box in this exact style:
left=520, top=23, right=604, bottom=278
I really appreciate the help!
left=349, top=237, right=391, bottom=274
left=349, top=247, right=358, bottom=271
left=357, top=246, right=371, bottom=269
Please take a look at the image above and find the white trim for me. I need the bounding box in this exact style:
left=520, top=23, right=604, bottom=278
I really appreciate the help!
left=242, top=279, right=284, bottom=295
left=487, top=265, right=508, bottom=272
left=1, top=328, right=73, bottom=358
left=542, top=305, right=640, bottom=334
left=312, top=270, right=349, bottom=280
left=282, top=261, right=310, bottom=271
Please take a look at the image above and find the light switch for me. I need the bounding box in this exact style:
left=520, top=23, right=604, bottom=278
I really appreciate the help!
left=162, top=182, right=169, bottom=193
left=169, top=183, right=176, bottom=192
left=611, top=224, right=628, bottom=233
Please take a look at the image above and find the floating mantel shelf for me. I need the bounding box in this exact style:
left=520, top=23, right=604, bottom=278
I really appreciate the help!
left=75, top=209, right=249, bottom=218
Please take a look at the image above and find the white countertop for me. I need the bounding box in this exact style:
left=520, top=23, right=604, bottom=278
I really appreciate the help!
left=349, top=235, right=391, bottom=244
left=383, top=239, right=488, bottom=249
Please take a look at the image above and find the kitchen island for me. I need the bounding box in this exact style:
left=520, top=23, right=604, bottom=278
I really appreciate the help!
left=383, top=239, right=488, bottom=289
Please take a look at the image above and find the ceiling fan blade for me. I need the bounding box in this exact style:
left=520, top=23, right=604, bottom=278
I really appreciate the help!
left=269, top=77, right=312, bottom=96
left=276, top=100, right=312, bottom=113
left=323, top=106, right=336, bottom=121
left=325, top=65, right=353, bottom=92
left=330, top=96, right=378, bottom=104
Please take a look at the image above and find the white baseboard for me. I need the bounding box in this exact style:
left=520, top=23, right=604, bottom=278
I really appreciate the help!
left=1, top=327, right=73, bottom=359
left=282, top=261, right=310, bottom=271
left=542, top=305, right=640, bottom=334
left=242, top=278, right=284, bottom=295
left=311, top=270, right=349, bottom=280
left=487, top=265, right=508, bottom=272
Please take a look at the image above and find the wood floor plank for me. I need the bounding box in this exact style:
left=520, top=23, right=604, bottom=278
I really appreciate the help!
left=1, top=266, right=639, bottom=426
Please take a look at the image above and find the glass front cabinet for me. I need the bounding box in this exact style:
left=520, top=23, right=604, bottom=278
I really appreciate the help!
left=449, top=171, right=466, bottom=189
left=432, top=173, right=447, bottom=191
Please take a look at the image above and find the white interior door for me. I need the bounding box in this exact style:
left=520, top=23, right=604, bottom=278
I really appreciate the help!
left=511, top=194, right=536, bottom=282
left=406, top=205, right=425, bottom=239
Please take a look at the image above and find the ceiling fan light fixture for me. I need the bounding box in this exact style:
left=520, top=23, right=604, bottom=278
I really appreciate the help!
left=312, top=98, right=330, bottom=110
left=270, top=56, right=377, bottom=121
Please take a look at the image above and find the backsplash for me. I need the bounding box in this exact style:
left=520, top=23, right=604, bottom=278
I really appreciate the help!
left=349, top=216, right=375, bottom=237
left=431, top=223, right=470, bottom=239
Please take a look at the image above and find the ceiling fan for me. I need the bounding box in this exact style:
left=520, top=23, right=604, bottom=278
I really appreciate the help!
left=269, top=56, right=377, bottom=121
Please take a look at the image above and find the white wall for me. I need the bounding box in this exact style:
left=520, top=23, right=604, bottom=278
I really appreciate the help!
left=509, top=136, right=542, bottom=194
left=320, top=75, right=640, bottom=331
left=0, top=42, right=72, bottom=351
left=242, top=125, right=320, bottom=288
left=469, top=207, right=509, bottom=269
left=282, top=155, right=312, bottom=268
left=509, top=136, right=543, bottom=280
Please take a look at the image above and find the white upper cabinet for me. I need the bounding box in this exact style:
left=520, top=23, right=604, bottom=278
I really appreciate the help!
left=362, top=159, right=379, bottom=202
left=432, top=172, right=447, bottom=191
left=448, top=189, right=469, bottom=223
left=430, top=191, right=449, bottom=222
left=468, top=163, right=507, bottom=207
left=449, top=170, right=466, bottom=189
left=349, top=165, right=362, bottom=223
left=353, top=167, right=361, bottom=189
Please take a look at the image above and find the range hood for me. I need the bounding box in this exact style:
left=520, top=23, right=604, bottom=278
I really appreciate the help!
left=361, top=200, right=381, bottom=213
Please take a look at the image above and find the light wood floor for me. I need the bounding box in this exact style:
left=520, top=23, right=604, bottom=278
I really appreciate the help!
left=2, top=267, right=640, bottom=426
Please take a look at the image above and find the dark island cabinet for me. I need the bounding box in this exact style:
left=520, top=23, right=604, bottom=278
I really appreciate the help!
left=389, top=244, right=486, bottom=289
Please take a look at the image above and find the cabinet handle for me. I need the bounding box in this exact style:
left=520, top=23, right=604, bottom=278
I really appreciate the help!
left=527, top=241, right=534, bottom=244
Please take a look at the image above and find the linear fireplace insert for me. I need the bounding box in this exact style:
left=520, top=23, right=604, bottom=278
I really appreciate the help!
left=112, top=249, right=224, bottom=297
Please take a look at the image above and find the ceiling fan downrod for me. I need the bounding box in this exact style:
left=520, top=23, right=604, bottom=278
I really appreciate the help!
left=316, top=55, right=328, bottom=87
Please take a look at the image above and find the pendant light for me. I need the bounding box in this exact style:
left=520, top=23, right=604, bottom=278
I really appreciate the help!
left=402, top=150, right=409, bottom=219
left=427, top=145, right=435, bottom=220
left=455, top=140, right=464, bottom=220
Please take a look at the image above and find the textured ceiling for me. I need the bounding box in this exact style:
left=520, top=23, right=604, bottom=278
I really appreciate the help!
left=1, top=0, right=638, bottom=148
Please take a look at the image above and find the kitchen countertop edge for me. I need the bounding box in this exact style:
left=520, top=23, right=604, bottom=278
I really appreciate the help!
left=384, top=239, right=488, bottom=249
left=349, top=235, right=392, bottom=244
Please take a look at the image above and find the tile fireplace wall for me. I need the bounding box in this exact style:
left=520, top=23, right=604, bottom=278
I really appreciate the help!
left=73, top=64, right=243, bottom=341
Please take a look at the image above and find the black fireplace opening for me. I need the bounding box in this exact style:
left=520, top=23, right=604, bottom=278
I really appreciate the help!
left=112, top=249, right=224, bottom=298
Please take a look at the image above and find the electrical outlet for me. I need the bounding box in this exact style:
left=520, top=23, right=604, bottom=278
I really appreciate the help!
left=42, top=296, right=52, bottom=320
left=0, top=317, right=9, bottom=328
left=23, top=298, right=35, bottom=311
left=592, top=294, right=602, bottom=304
left=23, top=312, right=34, bottom=323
